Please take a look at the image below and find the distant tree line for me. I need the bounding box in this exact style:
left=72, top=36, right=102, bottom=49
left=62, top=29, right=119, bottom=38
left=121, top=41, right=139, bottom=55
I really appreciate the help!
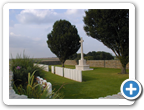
left=68, top=51, right=114, bottom=61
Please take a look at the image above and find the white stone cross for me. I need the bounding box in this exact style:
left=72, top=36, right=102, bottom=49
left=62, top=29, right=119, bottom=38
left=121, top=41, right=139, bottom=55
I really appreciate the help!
left=126, top=83, right=137, bottom=95
left=79, top=37, right=84, bottom=60
left=76, top=37, right=93, bottom=71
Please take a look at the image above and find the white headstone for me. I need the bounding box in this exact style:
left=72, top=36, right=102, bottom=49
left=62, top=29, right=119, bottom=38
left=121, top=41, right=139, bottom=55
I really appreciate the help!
left=51, top=66, right=54, bottom=73
left=55, top=67, right=63, bottom=76
left=43, top=64, right=49, bottom=72
left=39, top=78, right=43, bottom=84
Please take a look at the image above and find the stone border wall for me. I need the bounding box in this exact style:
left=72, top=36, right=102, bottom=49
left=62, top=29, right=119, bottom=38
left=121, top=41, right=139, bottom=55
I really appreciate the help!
left=38, top=60, right=129, bottom=69
left=9, top=70, right=28, bottom=99
left=65, top=60, right=129, bottom=69
left=86, top=60, right=129, bottom=69
left=64, top=60, right=77, bottom=65
left=39, top=61, right=61, bottom=65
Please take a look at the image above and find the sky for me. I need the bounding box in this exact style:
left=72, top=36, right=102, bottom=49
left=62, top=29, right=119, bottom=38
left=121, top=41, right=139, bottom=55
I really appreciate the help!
left=9, top=9, right=114, bottom=58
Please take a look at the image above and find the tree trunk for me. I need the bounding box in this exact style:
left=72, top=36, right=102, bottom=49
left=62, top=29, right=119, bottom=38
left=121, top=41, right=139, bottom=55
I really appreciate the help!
left=62, top=62, right=65, bottom=67
left=121, top=65, right=127, bottom=74
left=118, top=56, right=128, bottom=74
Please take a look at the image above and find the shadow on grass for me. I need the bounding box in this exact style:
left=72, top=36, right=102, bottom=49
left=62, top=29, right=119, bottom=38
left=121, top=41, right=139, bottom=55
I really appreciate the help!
left=82, top=75, right=98, bottom=82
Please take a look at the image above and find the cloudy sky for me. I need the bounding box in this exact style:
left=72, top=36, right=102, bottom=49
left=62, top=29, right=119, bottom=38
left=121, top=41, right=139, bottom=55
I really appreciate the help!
left=9, top=9, right=114, bottom=58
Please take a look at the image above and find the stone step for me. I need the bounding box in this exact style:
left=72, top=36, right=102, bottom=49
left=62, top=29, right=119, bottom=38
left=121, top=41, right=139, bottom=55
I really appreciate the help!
left=112, top=94, right=125, bottom=99
left=9, top=89, right=15, bottom=94
left=98, top=97, right=105, bottom=99
left=9, top=70, right=28, bottom=99
left=9, top=94, right=28, bottom=99
left=97, top=92, right=125, bottom=99
left=105, top=95, right=118, bottom=99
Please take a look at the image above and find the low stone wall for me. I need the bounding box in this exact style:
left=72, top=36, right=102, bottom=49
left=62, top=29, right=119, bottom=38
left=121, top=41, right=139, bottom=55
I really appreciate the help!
left=38, top=60, right=77, bottom=66
left=38, top=60, right=129, bottom=69
left=64, top=60, right=77, bottom=65
left=39, top=60, right=61, bottom=65
left=86, top=60, right=129, bottom=69
left=64, top=60, right=129, bottom=69
left=86, top=60, right=104, bottom=67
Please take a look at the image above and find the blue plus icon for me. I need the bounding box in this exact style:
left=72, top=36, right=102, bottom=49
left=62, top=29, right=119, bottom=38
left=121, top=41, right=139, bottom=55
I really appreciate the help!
left=121, top=79, right=142, bottom=100
left=123, top=82, right=139, bottom=97
left=126, top=83, right=137, bottom=95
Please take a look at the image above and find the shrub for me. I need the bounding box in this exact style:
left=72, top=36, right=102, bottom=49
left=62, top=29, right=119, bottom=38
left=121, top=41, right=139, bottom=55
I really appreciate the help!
left=13, top=70, right=63, bottom=99
left=10, top=52, right=44, bottom=88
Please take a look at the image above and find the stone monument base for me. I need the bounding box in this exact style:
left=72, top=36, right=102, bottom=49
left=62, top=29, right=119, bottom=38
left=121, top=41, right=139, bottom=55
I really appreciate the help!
left=75, top=65, right=93, bottom=71
left=75, top=59, right=93, bottom=71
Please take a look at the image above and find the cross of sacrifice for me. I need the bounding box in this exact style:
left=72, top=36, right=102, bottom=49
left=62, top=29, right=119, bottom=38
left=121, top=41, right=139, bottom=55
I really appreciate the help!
left=126, top=83, right=137, bottom=95
left=79, top=37, right=84, bottom=60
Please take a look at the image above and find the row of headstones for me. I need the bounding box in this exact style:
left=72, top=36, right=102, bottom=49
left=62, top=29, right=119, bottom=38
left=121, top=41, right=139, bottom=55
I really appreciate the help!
left=51, top=66, right=82, bottom=82
left=33, top=63, right=82, bottom=82
left=33, top=63, right=49, bottom=72
left=36, top=76, right=52, bottom=98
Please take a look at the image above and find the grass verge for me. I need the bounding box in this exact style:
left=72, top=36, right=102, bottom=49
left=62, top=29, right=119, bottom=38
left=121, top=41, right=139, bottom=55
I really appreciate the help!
left=41, top=65, right=129, bottom=99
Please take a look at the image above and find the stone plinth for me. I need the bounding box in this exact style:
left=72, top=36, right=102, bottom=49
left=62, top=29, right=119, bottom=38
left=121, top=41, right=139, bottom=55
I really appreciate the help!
left=78, top=59, right=86, bottom=66
left=76, top=59, right=93, bottom=71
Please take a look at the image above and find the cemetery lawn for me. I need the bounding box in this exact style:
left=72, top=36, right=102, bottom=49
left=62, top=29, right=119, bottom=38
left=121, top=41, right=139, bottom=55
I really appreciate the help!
left=41, top=65, right=129, bottom=99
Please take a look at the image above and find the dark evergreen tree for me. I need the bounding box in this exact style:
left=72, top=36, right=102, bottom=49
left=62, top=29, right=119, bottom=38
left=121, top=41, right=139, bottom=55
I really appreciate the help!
left=47, top=19, right=80, bottom=67
left=83, top=9, right=129, bottom=74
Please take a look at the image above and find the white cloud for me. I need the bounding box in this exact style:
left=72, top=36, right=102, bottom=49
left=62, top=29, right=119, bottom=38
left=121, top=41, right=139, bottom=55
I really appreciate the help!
left=17, top=9, right=59, bottom=24
left=65, top=9, right=78, bottom=15
left=9, top=32, right=32, bottom=48
left=10, top=32, right=15, bottom=36
left=9, top=23, right=55, bottom=58
left=32, top=37, right=41, bottom=41
left=9, top=9, right=115, bottom=58
left=9, top=23, right=52, bottom=39
left=9, top=20, right=15, bottom=27
left=9, top=32, right=23, bottom=37
left=16, top=9, right=87, bottom=25
left=65, top=9, right=86, bottom=16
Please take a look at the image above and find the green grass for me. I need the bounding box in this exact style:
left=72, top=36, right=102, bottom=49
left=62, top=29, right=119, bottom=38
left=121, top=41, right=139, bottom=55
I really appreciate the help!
left=41, top=65, right=129, bottom=99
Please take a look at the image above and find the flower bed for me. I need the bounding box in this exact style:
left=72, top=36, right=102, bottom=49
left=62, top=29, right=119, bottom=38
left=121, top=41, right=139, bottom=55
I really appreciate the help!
left=9, top=52, right=62, bottom=99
